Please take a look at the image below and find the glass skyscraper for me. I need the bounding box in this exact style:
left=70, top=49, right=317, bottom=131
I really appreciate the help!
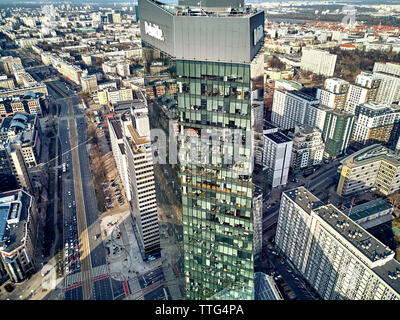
left=139, top=0, right=264, bottom=300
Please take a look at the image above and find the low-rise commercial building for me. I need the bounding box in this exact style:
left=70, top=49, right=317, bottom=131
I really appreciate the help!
left=343, top=198, right=394, bottom=230
left=0, top=83, right=48, bottom=99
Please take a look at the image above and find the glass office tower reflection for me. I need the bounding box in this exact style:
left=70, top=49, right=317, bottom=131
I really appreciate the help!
left=140, top=0, right=264, bottom=300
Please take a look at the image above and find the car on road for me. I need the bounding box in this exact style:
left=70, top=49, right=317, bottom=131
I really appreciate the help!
left=68, top=203, right=72, bottom=208
left=76, top=261, right=80, bottom=269
left=65, top=250, right=68, bottom=257
left=66, top=266, right=69, bottom=274
left=65, top=242, right=69, bottom=249
left=68, top=191, right=71, bottom=196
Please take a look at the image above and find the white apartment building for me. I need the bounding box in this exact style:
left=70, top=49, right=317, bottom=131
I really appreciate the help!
left=271, top=89, right=320, bottom=130
left=263, top=131, right=292, bottom=187
left=107, top=115, right=131, bottom=202
left=316, top=78, right=349, bottom=110
left=275, top=187, right=400, bottom=300
left=373, top=71, right=400, bottom=105
left=81, top=75, right=98, bottom=94
left=300, top=48, right=337, bottom=77
left=291, top=125, right=325, bottom=171
left=373, top=62, right=400, bottom=77
left=121, top=108, right=160, bottom=259
left=344, top=72, right=381, bottom=115
left=116, top=61, right=131, bottom=77
left=103, top=60, right=131, bottom=78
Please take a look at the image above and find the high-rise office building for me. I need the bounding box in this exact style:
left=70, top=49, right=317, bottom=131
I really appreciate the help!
left=276, top=187, right=400, bottom=300
left=139, top=0, right=265, bottom=299
left=109, top=108, right=161, bottom=260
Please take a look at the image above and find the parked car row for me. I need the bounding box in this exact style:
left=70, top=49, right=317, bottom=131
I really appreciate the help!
left=102, top=179, right=125, bottom=209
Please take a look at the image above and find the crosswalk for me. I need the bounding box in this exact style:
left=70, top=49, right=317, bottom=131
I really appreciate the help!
left=65, top=272, right=82, bottom=287
left=92, top=264, right=109, bottom=278
left=65, top=264, right=109, bottom=289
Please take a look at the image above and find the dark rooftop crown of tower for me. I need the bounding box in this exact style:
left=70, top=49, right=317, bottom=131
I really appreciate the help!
left=178, top=0, right=244, bottom=10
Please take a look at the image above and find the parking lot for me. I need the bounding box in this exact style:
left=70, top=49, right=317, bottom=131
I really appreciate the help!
left=102, top=178, right=125, bottom=210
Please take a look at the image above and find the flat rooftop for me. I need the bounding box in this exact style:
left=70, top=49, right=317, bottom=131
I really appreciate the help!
left=342, top=144, right=400, bottom=167
left=109, top=116, right=123, bottom=140
left=283, top=187, right=324, bottom=215
left=0, top=189, right=31, bottom=254
left=343, top=198, right=393, bottom=222
left=265, top=132, right=291, bottom=144
left=263, top=120, right=278, bottom=132
left=288, top=90, right=319, bottom=103
left=314, top=204, right=393, bottom=263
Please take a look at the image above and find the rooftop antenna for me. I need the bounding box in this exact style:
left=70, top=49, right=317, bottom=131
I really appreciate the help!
left=347, top=197, right=356, bottom=216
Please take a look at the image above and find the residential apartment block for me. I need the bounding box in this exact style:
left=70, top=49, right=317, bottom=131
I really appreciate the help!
left=0, top=113, right=41, bottom=168
left=344, top=72, right=381, bottom=115
left=319, top=105, right=354, bottom=158
left=276, top=187, right=400, bottom=300
left=81, top=74, right=98, bottom=94
left=352, top=102, right=400, bottom=146
left=300, top=48, right=337, bottom=77
left=316, top=78, right=349, bottom=110
left=291, top=125, right=325, bottom=172
left=263, top=132, right=293, bottom=187
left=337, top=144, right=400, bottom=196
left=107, top=107, right=160, bottom=260
left=271, top=89, right=320, bottom=130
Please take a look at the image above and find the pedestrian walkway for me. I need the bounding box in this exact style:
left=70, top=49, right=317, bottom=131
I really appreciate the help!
left=65, top=272, right=82, bottom=287
left=91, top=264, right=109, bottom=278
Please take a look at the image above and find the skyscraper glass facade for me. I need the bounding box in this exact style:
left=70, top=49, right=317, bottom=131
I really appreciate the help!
left=140, top=0, right=264, bottom=300
left=177, top=59, right=255, bottom=299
